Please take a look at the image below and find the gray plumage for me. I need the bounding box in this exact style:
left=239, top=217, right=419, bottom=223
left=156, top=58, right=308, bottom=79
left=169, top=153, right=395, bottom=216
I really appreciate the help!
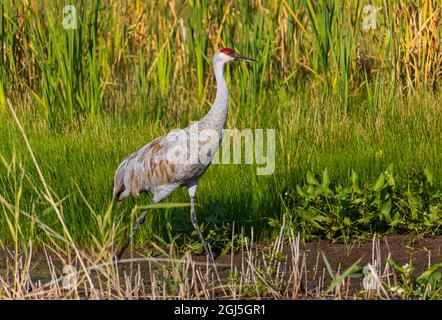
left=113, top=48, right=256, bottom=262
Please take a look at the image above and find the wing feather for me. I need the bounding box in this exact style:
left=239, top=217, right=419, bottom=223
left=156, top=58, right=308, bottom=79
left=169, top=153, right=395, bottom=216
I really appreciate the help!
left=113, top=125, right=220, bottom=201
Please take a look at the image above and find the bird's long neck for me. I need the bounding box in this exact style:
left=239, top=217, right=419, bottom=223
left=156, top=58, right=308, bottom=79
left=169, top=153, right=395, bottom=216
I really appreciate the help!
left=200, top=61, right=228, bottom=130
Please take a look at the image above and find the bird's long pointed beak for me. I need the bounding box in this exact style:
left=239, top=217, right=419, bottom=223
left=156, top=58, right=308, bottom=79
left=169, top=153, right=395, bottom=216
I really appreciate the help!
left=235, top=54, right=257, bottom=63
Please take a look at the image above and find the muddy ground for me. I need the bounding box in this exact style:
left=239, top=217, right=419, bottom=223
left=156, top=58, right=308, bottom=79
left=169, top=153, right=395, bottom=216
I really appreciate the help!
left=2, top=235, right=442, bottom=298
left=200, top=235, right=442, bottom=274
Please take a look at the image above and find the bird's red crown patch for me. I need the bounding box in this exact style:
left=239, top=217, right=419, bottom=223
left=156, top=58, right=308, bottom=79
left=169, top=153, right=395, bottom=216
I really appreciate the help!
left=220, top=47, right=236, bottom=57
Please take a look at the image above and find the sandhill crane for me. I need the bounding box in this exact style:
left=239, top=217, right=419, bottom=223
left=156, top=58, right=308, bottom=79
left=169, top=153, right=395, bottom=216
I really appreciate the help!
left=113, top=48, right=256, bottom=262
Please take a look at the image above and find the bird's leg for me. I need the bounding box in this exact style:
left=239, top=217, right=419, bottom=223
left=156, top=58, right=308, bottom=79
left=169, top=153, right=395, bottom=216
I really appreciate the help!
left=190, top=196, right=214, bottom=263
left=114, top=209, right=149, bottom=262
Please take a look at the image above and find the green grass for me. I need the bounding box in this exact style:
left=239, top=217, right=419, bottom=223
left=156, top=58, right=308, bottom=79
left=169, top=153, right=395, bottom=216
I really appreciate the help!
left=1, top=86, right=441, bottom=247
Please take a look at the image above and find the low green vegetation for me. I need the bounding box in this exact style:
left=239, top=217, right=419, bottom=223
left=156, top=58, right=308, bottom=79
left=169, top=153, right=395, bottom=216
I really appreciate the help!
left=284, top=166, right=442, bottom=241
left=1, top=88, right=441, bottom=248
left=388, top=259, right=442, bottom=299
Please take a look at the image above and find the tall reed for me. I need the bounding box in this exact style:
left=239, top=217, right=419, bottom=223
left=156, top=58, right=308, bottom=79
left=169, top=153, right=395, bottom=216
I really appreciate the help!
left=0, top=0, right=440, bottom=126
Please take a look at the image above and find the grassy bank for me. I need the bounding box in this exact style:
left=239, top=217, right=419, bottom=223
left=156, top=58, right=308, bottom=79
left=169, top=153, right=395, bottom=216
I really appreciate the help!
left=1, top=87, right=441, bottom=247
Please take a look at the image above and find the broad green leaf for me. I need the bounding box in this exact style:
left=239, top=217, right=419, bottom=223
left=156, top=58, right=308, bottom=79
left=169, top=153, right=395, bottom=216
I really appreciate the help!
left=351, top=169, right=360, bottom=192
left=358, top=216, right=372, bottom=224
left=388, top=258, right=405, bottom=273
left=386, top=173, right=395, bottom=187
left=381, top=199, right=392, bottom=222
left=296, top=185, right=306, bottom=197
left=417, top=263, right=442, bottom=282
left=373, top=173, right=385, bottom=192
left=322, top=167, right=330, bottom=188
left=390, top=211, right=401, bottom=227
left=306, top=171, right=318, bottom=185
left=424, top=167, right=433, bottom=186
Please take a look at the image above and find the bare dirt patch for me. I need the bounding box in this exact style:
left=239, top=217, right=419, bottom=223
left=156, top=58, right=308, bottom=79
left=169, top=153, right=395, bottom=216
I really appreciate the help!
left=1, top=235, right=442, bottom=299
